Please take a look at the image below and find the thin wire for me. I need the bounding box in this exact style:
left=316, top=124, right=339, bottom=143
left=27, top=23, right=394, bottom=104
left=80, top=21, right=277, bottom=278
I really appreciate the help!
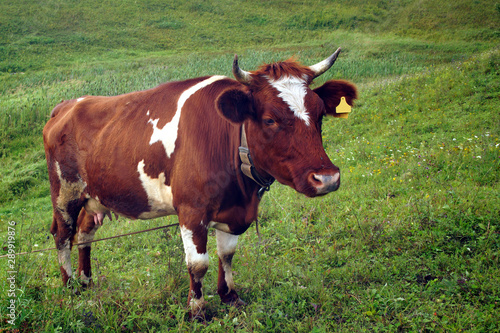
left=0, top=223, right=180, bottom=258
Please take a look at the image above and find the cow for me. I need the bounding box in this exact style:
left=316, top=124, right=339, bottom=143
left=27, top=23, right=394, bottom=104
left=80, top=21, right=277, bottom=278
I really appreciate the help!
left=43, top=47, right=357, bottom=317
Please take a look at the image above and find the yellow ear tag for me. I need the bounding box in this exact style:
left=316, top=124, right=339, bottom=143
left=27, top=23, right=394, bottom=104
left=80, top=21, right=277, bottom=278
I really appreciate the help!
left=336, top=97, right=351, bottom=118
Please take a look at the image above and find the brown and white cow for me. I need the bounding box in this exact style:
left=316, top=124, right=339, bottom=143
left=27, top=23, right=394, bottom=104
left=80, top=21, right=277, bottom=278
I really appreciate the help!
left=43, top=47, right=357, bottom=316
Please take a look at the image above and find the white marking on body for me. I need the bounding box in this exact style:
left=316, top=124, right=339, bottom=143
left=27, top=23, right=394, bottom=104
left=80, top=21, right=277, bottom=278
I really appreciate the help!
left=268, top=75, right=310, bottom=125
left=77, top=224, right=99, bottom=249
left=148, top=75, right=226, bottom=157
left=216, top=230, right=239, bottom=293
left=137, top=160, right=176, bottom=219
left=55, top=162, right=87, bottom=223
left=77, top=97, right=85, bottom=102
left=58, top=239, right=72, bottom=278
left=180, top=225, right=209, bottom=283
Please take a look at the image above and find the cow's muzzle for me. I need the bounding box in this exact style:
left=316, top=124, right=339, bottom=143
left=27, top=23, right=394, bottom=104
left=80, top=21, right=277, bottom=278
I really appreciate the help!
left=308, top=171, right=340, bottom=195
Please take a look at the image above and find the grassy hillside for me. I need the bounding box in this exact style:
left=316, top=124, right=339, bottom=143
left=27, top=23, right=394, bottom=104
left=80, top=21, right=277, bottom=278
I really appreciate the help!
left=0, top=0, right=499, bottom=331
left=1, top=0, right=498, bottom=73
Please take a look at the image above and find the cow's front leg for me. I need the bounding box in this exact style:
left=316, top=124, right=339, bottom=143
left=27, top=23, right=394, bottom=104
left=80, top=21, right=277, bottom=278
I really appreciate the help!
left=216, top=229, right=245, bottom=307
left=179, top=223, right=209, bottom=318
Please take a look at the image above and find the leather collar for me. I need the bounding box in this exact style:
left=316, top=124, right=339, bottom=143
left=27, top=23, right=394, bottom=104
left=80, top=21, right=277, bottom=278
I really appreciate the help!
left=238, top=124, right=275, bottom=198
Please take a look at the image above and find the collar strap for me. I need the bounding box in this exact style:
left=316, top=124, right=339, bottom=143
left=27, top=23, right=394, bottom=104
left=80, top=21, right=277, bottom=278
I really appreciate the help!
left=239, top=124, right=275, bottom=198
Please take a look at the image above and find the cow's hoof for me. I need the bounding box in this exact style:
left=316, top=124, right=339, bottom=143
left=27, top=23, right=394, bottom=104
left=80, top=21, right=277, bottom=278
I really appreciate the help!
left=80, top=279, right=94, bottom=289
left=224, top=297, right=247, bottom=308
left=64, top=278, right=79, bottom=294
left=189, top=310, right=206, bottom=322
left=188, top=298, right=206, bottom=322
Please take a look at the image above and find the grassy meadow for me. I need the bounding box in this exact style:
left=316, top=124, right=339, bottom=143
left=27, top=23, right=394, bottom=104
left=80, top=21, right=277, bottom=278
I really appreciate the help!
left=1, top=0, right=499, bottom=331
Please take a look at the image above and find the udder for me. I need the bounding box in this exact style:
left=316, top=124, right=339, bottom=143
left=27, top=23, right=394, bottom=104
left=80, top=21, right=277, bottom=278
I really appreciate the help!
left=84, top=198, right=115, bottom=225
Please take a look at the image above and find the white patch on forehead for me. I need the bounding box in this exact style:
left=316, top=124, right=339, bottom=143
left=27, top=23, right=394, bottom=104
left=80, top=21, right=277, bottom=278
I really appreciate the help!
left=137, top=160, right=176, bottom=218
left=148, top=75, right=226, bottom=157
left=268, top=75, right=310, bottom=126
left=77, top=97, right=85, bottom=102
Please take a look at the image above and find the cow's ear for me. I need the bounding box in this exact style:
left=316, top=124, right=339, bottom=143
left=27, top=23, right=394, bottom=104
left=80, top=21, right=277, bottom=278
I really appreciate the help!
left=216, top=87, right=254, bottom=124
left=314, top=80, right=357, bottom=118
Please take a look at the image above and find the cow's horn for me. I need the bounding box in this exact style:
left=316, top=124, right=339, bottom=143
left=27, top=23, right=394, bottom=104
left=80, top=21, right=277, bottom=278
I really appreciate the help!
left=308, top=47, right=342, bottom=78
left=233, top=54, right=252, bottom=84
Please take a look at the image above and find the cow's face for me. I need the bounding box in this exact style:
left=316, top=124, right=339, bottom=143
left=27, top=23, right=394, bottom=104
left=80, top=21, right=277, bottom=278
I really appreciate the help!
left=216, top=50, right=357, bottom=197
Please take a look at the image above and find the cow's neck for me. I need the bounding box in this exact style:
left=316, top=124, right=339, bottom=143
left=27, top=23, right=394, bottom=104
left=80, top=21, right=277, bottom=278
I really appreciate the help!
left=238, top=124, right=275, bottom=198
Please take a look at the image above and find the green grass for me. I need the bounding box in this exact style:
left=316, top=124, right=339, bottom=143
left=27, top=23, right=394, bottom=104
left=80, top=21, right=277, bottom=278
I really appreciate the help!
left=1, top=0, right=499, bottom=331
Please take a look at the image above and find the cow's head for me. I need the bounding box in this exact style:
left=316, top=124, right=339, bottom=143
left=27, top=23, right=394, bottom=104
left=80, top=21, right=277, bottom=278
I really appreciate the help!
left=216, top=48, right=357, bottom=197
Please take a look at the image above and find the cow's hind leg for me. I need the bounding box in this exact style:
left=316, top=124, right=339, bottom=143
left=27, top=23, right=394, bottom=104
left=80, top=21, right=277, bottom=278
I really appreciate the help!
left=216, top=230, right=245, bottom=307
left=49, top=161, right=86, bottom=285
left=76, top=209, right=99, bottom=286
left=50, top=212, right=74, bottom=285
left=53, top=209, right=81, bottom=285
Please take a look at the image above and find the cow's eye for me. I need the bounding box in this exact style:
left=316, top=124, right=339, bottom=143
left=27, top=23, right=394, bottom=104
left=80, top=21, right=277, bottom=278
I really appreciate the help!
left=263, top=118, right=276, bottom=126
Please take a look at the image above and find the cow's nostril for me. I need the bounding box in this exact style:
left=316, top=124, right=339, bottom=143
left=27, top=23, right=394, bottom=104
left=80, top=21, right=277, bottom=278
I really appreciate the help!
left=309, top=172, right=340, bottom=194
left=309, top=173, right=326, bottom=187
left=311, top=173, right=322, bottom=184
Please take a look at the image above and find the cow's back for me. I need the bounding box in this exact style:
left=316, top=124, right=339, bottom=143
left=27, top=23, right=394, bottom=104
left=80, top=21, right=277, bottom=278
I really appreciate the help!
left=43, top=76, right=237, bottom=219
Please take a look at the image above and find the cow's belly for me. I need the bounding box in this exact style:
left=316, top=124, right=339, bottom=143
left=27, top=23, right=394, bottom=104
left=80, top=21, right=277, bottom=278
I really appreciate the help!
left=86, top=160, right=177, bottom=220
left=137, top=206, right=177, bottom=219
